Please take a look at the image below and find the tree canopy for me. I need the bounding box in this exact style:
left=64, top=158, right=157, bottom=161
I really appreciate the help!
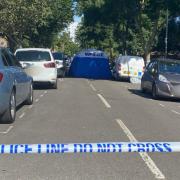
left=0, top=0, right=73, bottom=50
left=76, top=0, right=180, bottom=61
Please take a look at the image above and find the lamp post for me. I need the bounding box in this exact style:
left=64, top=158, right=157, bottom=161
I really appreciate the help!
left=165, top=8, right=169, bottom=58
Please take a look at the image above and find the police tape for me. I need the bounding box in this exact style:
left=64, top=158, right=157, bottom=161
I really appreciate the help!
left=0, top=142, right=180, bottom=154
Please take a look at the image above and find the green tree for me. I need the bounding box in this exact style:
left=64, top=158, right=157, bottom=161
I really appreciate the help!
left=76, top=0, right=180, bottom=62
left=54, top=32, right=80, bottom=56
left=0, top=0, right=73, bottom=49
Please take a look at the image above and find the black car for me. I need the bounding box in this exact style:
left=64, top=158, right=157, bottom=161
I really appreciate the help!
left=141, top=59, right=180, bottom=99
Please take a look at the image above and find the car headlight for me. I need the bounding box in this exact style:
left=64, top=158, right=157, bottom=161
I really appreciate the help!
left=159, top=75, right=169, bottom=83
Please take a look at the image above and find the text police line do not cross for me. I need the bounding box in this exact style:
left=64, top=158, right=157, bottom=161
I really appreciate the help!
left=0, top=142, right=177, bottom=154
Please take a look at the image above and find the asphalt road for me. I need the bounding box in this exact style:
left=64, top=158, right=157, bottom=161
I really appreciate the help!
left=0, top=78, right=180, bottom=180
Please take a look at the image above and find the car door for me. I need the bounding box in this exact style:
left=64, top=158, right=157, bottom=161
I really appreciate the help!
left=2, top=49, right=23, bottom=104
left=142, top=61, right=155, bottom=91
left=145, top=61, right=158, bottom=91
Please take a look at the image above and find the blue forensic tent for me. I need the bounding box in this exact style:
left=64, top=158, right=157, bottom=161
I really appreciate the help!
left=69, top=50, right=112, bottom=79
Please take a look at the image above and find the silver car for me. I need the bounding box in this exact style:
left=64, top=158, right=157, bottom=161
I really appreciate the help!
left=141, top=59, right=180, bottom=99
left=0, top=48, right=33, bottom=123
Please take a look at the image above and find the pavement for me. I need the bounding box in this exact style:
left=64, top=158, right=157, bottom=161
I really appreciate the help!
left=0, top=78, right=180, bottom=180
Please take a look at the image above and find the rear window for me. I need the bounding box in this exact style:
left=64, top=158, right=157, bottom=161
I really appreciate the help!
left=16, top=50, right=51, bottom=62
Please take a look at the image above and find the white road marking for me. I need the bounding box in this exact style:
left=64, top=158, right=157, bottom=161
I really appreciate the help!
left=59, top=78, right=64, bottom=82
left=35, top=99, right=39, bottom=102
left=159, top=104, right=165, bottom=107
left=44, top=91, right=47, bottom=94
left=86, top=79, right=90, bottom=84
left=116, top=119, right=165, bottom=179
left=19, top=113, right=25, bottom=119
left=90, top=84, right=97, bottom=91
left=0, top=126, right=13, bottom=134
left=97, top=94, right=111, bottom=108
left=40, top=94, right=44, bottom=98
left=28, top=105, right=33, bottom=109
left=171, top=110, right=180, bottom=115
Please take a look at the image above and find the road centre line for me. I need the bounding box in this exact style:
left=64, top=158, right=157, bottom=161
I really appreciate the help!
left=28, top=105, right=33, bottom=109
left=59, top=78, right=64, bottom=82
left=19, top=112, right=25, bottom=119
left=159, top=104, right=165, bottom=107
left=90, top=84, right=97, bottom=91
left=97, top=94, right=111, bottom=108
left=35, top=99, right=39, bottom=102
left=40, top=94, right=44, bottom=98
left=116, top=119, right=165, bottom=179
left=0, top=126, right=13, bottom=134
left=44, top=91, right=47, bottom=94
left=171, top=110, right=180, bottom=115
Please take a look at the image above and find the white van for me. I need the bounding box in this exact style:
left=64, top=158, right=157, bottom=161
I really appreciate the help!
left=113, top=56, right=145, bottom=81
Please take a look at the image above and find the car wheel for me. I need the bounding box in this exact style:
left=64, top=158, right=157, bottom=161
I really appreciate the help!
left=141, top=82, right=146, bottom=93
left=25, top=83, right=33, bottom=105
left=152, top=84, right=158, bottom=100
left=0, top=90, right=16, bottom=124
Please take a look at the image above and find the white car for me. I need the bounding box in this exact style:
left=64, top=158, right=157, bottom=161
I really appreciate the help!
left=113, top=55, right=145, bottom=81
left=15, top=48, right=57, bottom=88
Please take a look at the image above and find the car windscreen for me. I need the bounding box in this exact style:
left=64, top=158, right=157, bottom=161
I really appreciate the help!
left=159, top=61, right=180, bottom=74
left=16, top=51, right=51, bottom=62
left=52, top=52, right=64, bottom=60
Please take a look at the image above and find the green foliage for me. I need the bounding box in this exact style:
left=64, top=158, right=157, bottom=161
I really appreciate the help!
left=54, top=32, right=80, bottom=56
left=76, top=0, right=180, bottom=61
left=0, top=0, right=73, bottom=49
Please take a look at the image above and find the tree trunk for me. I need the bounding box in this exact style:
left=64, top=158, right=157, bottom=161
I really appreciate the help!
left=143, top=52, right=151, bottom=66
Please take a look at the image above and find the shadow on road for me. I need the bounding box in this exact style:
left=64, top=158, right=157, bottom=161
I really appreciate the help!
left=33, top=83, right=55, bottom=90
left=128, top=89, right=180, bottom=103
left=128, top=89, right=153, bottom=99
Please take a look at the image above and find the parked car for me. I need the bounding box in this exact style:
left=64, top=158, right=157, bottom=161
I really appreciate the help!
left=0, top=48, right=33, bottom=123
left=52, top=52, right=66, bottom=77
left=141, top=58, right=180, bottom=99
left=113, top=56, right=145, bottom=81
left=15, top=48, right=57, bottom=89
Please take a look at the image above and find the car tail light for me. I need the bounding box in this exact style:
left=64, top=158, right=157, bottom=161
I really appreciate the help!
left=0, top=73, right=3, bottom=82
left=118, top=64, right=121, bottom=71
left=44, top=62, right=56, bottom=68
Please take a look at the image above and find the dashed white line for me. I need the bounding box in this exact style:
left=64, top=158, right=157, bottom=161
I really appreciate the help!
left=19, top=112, right=25, bottom=119
left=40, top=94, right=44, bottom=98
left=0, top=126, right=13, bottom=134
left=44, top=91, right=47, bottom=94
left=97, top=94, right=111, bottom=108
left=171, top=110, right=180, bottom=115
left=35, top=99, right=39, bottom=102
left=116, top=119, right=165, bottom=179
left=159, top=103, right=165, bottom=107
left=28, top=105, right=33, bottom=109
left=86, top=79, right=90, bottom=84
left=90, top=84, right=97, bottom=91
left=59, top=78, right=64, bottom=82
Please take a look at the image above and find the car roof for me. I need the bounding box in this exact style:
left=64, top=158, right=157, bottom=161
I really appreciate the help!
left=15, top=48, right=51, bottom=52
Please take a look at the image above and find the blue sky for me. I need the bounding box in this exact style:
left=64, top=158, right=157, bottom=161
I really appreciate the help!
left=74, top=16, right=81, bottom=23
